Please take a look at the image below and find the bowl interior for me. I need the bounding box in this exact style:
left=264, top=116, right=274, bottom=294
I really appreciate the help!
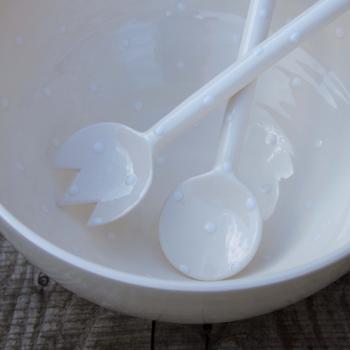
left=1, top=0, right=350, bottom=282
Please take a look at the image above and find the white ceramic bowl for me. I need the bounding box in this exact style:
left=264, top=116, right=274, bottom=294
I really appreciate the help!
left=1, top=0, right=350, bottom=323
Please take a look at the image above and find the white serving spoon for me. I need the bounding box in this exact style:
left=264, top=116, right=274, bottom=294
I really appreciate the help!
left=159, top=0, right=275, bottom=281
left=56, top=0, right=350, bottom=226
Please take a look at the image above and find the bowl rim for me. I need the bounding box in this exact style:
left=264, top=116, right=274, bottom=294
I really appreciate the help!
left=1, top=203, right=350, bottom=292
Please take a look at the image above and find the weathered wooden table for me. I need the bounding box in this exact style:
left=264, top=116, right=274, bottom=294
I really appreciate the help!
left=1, top=233, right=349, bottom=349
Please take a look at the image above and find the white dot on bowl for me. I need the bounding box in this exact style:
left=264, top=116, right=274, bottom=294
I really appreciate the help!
left=246, top=197, right=257, bottom=211
left=290, top=32, right=301, bottom=43
left=15, top=36, right=24, bottom=45
left=93, top=142, right=105, bottom=153
left=314, top=139, right=324, bottom=149
left=205, top=222, right=217, bottom=234
left=42, top=206, right=49, bottom=214
left=1, top=97, right=9, bottom=109
left=173, top=191, right=184, bottom=202
left=125, top=174, right=137, bottom=186
left=176, top=61, right=185, bottom=69
left=336, top=26, right=344, bottom=39
left=89, top=83, right=98, bottom=92
left=15, top=161, right=24, bottom=172
left=165, top=11, right=172, bottom=17
left=265, top=133, right=277, bottom=146
left=195, top=14, right=204, bottom=20
left=177, top=2, right=186, bottom=11
left=42, top=87, right=51, bottom=97
left=179, top=264, right=189, bottom=274
left=291, top=77, right=302, bottom=88
left=69, top=185, right=79, bottom=196
left=59, top=25, right=66, bottom=33
left=133, top=101, right=143, bottom=111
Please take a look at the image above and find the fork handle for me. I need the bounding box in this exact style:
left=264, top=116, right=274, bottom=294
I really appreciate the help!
left=146, top=0, right=350, bottom=150
left=215, top=0, right=275, bottom=170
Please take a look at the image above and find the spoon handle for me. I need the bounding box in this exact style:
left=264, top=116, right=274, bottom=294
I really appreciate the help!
left=146, top=0, right=350, bottom=149
left=215, top=0, right=275, bottom=170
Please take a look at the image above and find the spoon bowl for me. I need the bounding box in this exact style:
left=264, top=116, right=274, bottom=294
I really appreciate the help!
left=159, top=170, right=262, bottom=281
left=55, top=123, right=153, bottom=225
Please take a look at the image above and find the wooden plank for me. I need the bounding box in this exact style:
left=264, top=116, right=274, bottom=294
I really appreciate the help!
left=0, top=234, right=152, bottom=350
left=210, top=274, right=350, bottom=349
left=152, top=322, right=206, bottom=349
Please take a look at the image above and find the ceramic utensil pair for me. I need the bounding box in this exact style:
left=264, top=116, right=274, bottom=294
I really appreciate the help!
left=56, top=0, right=350, bottom=279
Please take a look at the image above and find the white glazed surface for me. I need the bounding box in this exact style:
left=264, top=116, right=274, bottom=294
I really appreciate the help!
left=0, top=0, right=350, bottom=323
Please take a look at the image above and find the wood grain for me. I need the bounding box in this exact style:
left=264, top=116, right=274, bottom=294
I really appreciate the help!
left=1, top=233, right=349, bottom=350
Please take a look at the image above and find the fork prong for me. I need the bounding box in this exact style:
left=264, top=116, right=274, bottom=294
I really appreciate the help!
left=87, top=198, right=132, bottom=226
left=59, top=172, right=105, bottom=206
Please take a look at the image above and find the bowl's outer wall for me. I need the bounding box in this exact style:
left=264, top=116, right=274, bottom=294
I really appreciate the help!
left=1, top=218, right=350, bottom=323
left=1, top=0, right=350, bottom=323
